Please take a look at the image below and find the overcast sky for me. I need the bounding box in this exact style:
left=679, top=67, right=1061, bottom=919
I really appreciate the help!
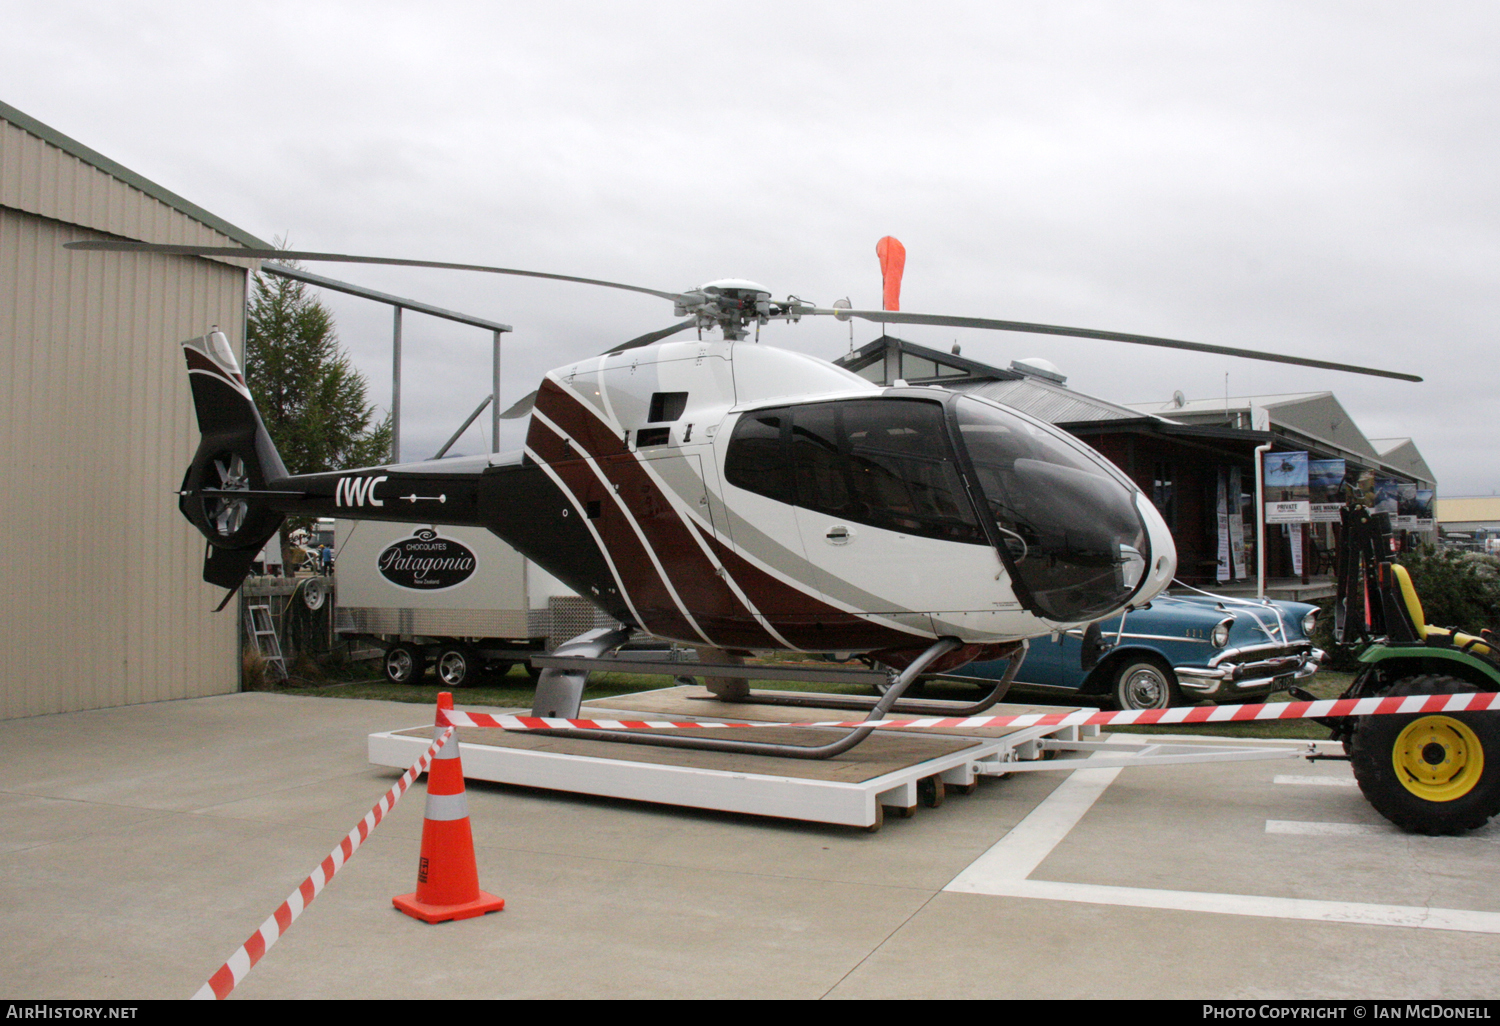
left=5, top=2, right=1497, bottom=493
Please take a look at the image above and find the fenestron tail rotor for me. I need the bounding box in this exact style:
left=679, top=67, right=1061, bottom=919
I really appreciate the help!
left=208, top=455, right=250, bottom=537
left=65, top=239, right=1422, bottom=383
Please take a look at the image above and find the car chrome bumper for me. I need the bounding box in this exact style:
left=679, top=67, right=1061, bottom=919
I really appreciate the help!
left=1176, top=648, right=1326, bottom=697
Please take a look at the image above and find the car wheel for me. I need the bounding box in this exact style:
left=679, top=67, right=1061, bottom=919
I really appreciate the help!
left=1111, top=658, right=1180, bottom=710
left=383, top=643, right=426, bottom=685
left=435, top=645, right=480, bottom=688
left=1348, top=674, right=1500, bottom=835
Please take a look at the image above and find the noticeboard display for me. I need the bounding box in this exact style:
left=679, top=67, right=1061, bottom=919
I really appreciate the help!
left=1263, top=451, right=1310, bottom=523
left=1309, top=459, right=1346, bottom=523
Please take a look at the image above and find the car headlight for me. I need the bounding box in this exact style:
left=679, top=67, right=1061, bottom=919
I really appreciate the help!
left=1211, top=617, right=1233, bottom=648
left=1302, top=610, right=1318, bottom=636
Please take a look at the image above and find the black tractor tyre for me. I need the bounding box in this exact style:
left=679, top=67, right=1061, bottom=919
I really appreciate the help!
left=1347, top=674, right=1500, bottom=835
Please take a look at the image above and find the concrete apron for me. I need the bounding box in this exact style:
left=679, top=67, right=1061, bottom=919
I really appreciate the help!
left=0, top=692, right=1496, bottom=1000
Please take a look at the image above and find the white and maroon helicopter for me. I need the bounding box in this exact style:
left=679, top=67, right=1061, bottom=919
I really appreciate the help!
left=71, top=239, right=1420, bottom=756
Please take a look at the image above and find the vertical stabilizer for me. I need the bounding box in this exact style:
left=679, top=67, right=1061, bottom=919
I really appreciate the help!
left=178, top=330, right=287, bottom=592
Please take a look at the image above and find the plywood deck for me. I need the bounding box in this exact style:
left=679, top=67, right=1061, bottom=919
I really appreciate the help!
left=582, top=684, right=1069, bottom=740
left=393, top=721, right=982, bottom=784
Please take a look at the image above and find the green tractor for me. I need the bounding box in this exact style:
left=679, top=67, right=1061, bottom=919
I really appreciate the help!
left=1324, top=506, right=1500, bottom=835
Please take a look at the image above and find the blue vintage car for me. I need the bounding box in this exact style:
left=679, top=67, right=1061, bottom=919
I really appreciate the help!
left=951, top=593, right=1325, bottom=710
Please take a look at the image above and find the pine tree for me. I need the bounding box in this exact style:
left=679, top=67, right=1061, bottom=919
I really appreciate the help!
left=245, top=269, right=393, bottom=475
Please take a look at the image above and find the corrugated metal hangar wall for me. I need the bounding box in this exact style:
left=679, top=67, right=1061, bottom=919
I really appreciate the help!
left=0, top=101, right=269, bottom=719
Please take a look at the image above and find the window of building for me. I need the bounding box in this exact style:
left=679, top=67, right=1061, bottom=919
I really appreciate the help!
left=1152, top=461, right=1176, bottom=529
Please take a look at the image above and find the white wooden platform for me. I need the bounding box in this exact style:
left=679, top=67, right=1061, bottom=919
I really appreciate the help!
left=366, top=686, right=1094, bottom=829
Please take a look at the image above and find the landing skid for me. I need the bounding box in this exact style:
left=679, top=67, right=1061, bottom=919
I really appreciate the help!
left=528, top=635, right=1024, bottom=760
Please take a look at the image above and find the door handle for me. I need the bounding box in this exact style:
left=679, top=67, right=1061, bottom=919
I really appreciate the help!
left=825, top=525, right=853, bottom=545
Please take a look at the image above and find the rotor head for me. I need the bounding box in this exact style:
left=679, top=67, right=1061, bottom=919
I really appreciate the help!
left=673, top=279, right=813, bottom=340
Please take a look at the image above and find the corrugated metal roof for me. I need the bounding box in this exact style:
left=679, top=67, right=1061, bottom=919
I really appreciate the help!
left=0, top=99, right=269, bottom=249
left=950, top=377, right=1151, bottom=425
left=1124, top=391, right=1330, bottom=418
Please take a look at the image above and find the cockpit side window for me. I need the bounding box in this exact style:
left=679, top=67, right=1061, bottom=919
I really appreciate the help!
left=726, top=399, right=985, bottom=544
left=724, top=408, right=793, bottom=504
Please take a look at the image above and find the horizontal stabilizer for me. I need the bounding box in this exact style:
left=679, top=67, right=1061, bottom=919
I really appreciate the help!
left=202, top=542, right=261, bottom=591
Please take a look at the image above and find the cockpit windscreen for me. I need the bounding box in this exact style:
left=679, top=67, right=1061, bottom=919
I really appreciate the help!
left=955, top=396, right=1149, bottom=621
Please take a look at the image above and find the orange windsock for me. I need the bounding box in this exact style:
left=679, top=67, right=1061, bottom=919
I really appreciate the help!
left=876, top=236, right=906, bottom=312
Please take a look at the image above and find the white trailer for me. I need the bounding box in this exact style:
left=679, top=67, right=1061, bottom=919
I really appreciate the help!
left=334, top=519, right=619, bottom=686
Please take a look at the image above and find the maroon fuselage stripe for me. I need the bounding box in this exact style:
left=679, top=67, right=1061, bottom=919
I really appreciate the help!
left=530, top=378, right=931, bottom=652
left=527, top=411, right=700, bottom=643
left=689, top=520, right=930, bottom=651
left=532, top=384, right=787, bottom=647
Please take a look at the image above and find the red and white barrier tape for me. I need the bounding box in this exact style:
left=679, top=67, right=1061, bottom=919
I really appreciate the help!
left=186, top=689, right=1499, bottom=998
left=438, top=691, right=1500, bottom=734
left=192, top=726, right=455, bottom=1001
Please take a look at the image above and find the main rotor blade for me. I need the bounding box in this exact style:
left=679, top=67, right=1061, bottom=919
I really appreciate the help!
left=603, top=319, right=697, bottom=354
left=810, top=307, right=1422, bottom=383
left=498, top=390, right=538, bottom=419
left=64, top=240, right=686, bottom=303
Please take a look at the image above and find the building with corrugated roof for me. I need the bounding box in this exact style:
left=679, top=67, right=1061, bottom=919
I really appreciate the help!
left=1434, top=495, right=1500, bottom=551
left=838, top=336, right=1435, bottom=593
left=1, top=100, right=267, bottom=719
left=1125, top=393, right=1435, bottom=493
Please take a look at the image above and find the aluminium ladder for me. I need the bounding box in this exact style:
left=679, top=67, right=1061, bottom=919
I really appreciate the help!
left=243, top=597, right=288, bottom=683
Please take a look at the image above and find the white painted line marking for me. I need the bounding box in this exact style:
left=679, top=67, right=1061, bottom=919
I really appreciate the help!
left=1266, top=819, right=1390, bottom=837
left=946, top=761, right=1123, bottom=889
left=944, top=757, right=1500, bottom=933
left=1267, top=819, right=1500, bottom=841
left=985, top=879, right=1500, bottom=934
left=1273, top=775, right=1357, bottom=788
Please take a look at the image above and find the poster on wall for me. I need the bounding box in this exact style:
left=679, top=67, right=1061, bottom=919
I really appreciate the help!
left=1289, top=523, right=1304, bottom=576
left=1374, top=477, right=1400, bottom=517
left=1415, top=489, right=1436, bottom=531
left=1309, top=459, right=1346, bottom=522
left=1216, top=473, right=1230, bottom=581
left=1229, top=465, right=1246, bottom=579
left=1264, top=451, right=1310, bottom=523
left=1344, top=465, right=1376, bottom=507
left=1395, top=482, right=1421, bottom=530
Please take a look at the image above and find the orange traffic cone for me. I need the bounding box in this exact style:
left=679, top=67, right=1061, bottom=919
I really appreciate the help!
left=393, top=692, right=506, bottom=923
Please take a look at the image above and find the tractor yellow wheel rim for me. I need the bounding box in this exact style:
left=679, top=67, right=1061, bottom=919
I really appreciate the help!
left=1392, top=715, right=1484, bottom=802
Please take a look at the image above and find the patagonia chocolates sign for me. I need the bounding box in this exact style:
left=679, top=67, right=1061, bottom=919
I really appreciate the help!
left=377, top=528, right=477, bottom=590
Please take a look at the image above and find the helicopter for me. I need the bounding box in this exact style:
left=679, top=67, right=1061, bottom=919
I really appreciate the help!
left=69, top=238, right=1421, bottom=737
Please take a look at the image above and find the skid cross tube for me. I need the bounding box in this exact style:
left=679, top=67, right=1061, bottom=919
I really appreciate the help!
left=526, top=637, right=966, bottom=759
left=704, top=670, right=1021, bottom=718
left=533, top=646, right=1025, bottom=719
left=974, top=737, right=1317, bottom=774
left=734, top=645, right=1027, bottom=719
